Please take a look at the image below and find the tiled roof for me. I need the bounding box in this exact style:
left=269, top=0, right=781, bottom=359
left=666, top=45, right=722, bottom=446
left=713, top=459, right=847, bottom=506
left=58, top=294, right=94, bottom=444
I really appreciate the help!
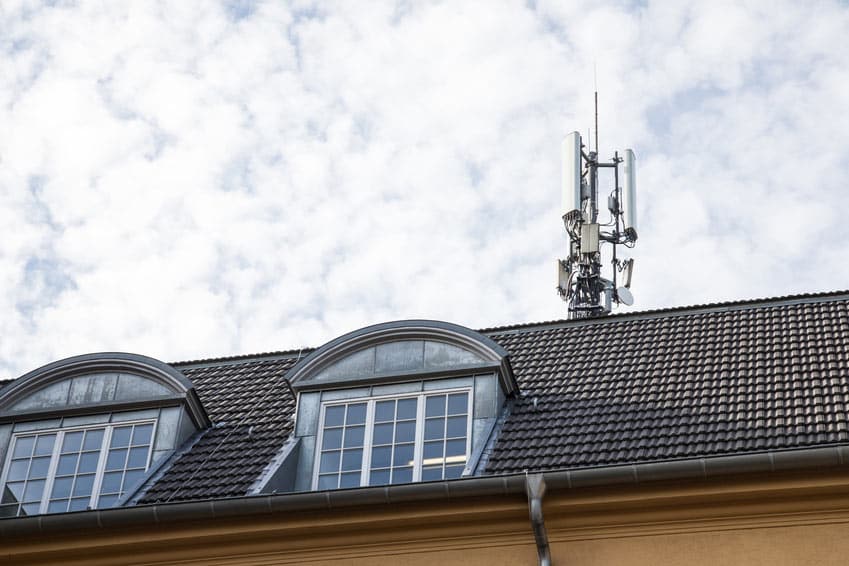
left=128, top=291, right=849, bottom=501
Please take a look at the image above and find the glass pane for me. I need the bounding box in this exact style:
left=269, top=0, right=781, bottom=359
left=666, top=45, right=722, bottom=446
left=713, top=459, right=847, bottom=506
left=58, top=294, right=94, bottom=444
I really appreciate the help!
left=339, top=472, right=360, bottom=488
left=423, top=440, right=444, bottom=461
left=394, top=421, right=415, bottom=443
left=369, top=469, right=390, bottom=486
left=34, top=434, right=56, bottom=456
left=98, top=494, right=119, bottom=509
left=392, top=467, right=412, bottom=484
left=101, top=471, right=123, bottom=494
left=346, top=403, right=367, bottom=425
left=24, top=480, right=46, bottom=502
left=447, top=393, right=468, bottom=415
left=28, top=457, right=51, bottom=479
left=424, top=418, right=444, bottom=440
left=21, top=502, right=40, bottom=515
left=8, top=460, right=28, bottom=481
left=51, top=476, right=73, bottom=499
left=83, top=429, right=104, bottom=451
left=341, top=449, right=363, bottom=472
left=72, top=474, right=95, bottom=497
left=422, top=466, right=443, bottom=481
left=375, top=401, right=395, bottom=422
left=344, top=426, right=364, bottom=448
left=69, top=497, right=89, bottom=511
left=322, top=428, right=343, bottom=450
left=446, top=416, right=467, bottom=438
left=47, top=500, right=68, bottom=513
left=62, top=431, right=84, bottom=453
left=371, top=446, right=392, bottom=468
left=425, top=395, right=445, bottom=417
left=2, top=482, right=24, bottom=503
left=110, top=427, right=132, bottom=448
left=122, top=469, right=144, bottom=491
left=444, top=465, right=464, bottom=479
left=324, top=406, right=345, bottom=427
left=78, top=452, right=99, bottom=474
left=396, top=398, right=417, bottom=420
left=57, top=454, right=78, bottom=476
left=445, top=438, right=466, bottom=458
left=132, top=424, right=154, bottom=445
left=0, top=504, right=18, bottom=518
left=317, top=474, right=337, bottom=490
left=372, top=423, right=393, bottom=445
left=319, top=451, right=340, bottom=473
left=127, top=446, right=149, bottom=469
left=106, top=449, right=128, bottom=471
left=12, top=437, right=34, bottom=458
left=393, top=444, right=414, bottom=467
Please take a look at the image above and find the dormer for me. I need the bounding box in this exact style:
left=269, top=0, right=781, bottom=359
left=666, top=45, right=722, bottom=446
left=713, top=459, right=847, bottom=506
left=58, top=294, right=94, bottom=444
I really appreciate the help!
left=0, top=353, right=210, bottom=517
left=259, top=320, right=517, bottom=493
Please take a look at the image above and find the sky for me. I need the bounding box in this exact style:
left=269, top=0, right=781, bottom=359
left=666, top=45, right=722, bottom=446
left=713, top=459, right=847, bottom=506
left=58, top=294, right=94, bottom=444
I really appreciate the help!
left=1, top=0, right=849, bottom=377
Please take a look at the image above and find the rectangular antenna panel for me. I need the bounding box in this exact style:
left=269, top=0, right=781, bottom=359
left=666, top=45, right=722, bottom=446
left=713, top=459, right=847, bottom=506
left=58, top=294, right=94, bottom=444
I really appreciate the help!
left=561, top=132, right=582, bottom=216
left=623, top=149, right=637, bottom=234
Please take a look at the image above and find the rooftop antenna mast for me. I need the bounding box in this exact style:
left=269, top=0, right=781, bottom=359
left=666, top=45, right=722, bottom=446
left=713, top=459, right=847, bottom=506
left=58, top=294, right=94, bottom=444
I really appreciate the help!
left=556, top=91, right=638, bottom=319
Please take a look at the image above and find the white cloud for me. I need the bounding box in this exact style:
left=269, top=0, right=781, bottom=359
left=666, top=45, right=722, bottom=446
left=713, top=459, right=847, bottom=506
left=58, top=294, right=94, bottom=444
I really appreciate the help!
left=1, top=0, right=848, bottom=377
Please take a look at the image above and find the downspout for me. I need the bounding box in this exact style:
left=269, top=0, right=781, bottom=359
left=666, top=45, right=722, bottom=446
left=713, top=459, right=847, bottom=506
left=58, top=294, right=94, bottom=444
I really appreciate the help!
left=526, top=472, right=551, bottom=566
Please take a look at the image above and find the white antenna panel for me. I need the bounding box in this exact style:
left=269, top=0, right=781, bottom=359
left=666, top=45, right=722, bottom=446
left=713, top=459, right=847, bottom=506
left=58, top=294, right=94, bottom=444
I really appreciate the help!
left=622, top=149, right=637, bottom=236
left=561, top=132, right=582, bottom=216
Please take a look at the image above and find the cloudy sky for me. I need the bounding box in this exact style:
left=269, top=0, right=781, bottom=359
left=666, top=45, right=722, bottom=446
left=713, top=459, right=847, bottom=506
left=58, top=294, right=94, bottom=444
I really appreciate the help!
left=1, top=1, right=848, bottom=377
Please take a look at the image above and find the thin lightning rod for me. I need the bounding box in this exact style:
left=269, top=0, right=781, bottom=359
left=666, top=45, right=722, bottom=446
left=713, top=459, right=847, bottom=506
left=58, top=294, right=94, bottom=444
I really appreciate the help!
left=594, top=91, right=599, bottom=157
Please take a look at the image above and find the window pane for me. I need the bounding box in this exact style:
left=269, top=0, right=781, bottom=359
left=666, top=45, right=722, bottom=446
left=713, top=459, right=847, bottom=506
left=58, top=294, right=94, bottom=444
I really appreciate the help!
left=318, top=474, right=337, bottom=490
left=132, top=424, right=154, bottom=445
left=396, top=399, right=417, bottom=420
left=421, top=466, right=442, bottom=481
left=372, top=423, right=393, bottom=445
left=106, top=449, right=127, bottom=471
left=423, top=441, right=443, bottom=461
left=320, top=451, right=340, bottom=473
left=8, top=460, right=28, bottom=481
left=0, top=504, right=18, bottom=517
left=69, top=497, right=89, bottom=511
left=324, top=406, right=345, bottom=427
left=346, top=403, right=367, bottom=425
left=393, top=444, right=414, bottom=467
left=394, top=421, right=415, bottom=443
left=371, top=446, right=391, bottom=468
left=122, top=469, right=144, bottom=491
left=21, top=502, right=40, bottom=515
left=444, top=465, right=464, bottom=479
left=34, top=434, right=56, bottom=456
left=369, top=469, right=390, bottom=486
left=425, top=396, right=445, bottom=418
left=322, top=428, right=343, bottom=450
left=47, top=500, right=68, bottom=513
left=12, top=437, right=34, bottom=459
left=78, top=452, right=99, bottom=474
left=28, top=457, right=51, bottom=479
left=24, top=480, right=46, bottom=502
left=339, top=472, right=360, bottom=488
left=51, top=477, right=73, bottom=499
left=447, top=393, right=468, bottom=415
left=83, top=430, right=104, bottom=451
left=62, top=431, right=84, bottom=453
left=424, top=418, right=444, bottom=440
left=445, top=439, right=466, bottom=458
left=341, top=449, right=363, bottom=472
left=127, top=447, right=149, bottom=469
left=446, top=416, right=467, bottom=438
left=2, top=482, right=23, bottom=503
left=375, top=401, right=395, bottom=422
left=392, top=467, right=412, bottom=484
left=72, top=474, right=95, bottom=497
left=344, top=426, right=364, bottom=448
left=100, top=472, right=123, bottom=494
left=57, top=454, right=78, bottom=476
left=98, top=494, right=119, bottom=508
left=110, top=427, right=132, bottom=448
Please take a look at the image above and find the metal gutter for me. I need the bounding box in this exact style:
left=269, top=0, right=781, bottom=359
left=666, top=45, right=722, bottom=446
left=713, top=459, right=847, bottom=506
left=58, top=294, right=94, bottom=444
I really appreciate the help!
left=4, top=444, right=849, bottom=539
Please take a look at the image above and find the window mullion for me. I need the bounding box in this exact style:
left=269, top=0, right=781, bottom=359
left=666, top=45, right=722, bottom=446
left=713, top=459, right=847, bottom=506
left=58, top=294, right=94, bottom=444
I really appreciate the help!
left=90, top=426, right=113, bottom=509
left=361, top=400, right=375, bottom=487
left=39, top=430, right=64, bottom=515
left=412, top=394, right=425, bottom=482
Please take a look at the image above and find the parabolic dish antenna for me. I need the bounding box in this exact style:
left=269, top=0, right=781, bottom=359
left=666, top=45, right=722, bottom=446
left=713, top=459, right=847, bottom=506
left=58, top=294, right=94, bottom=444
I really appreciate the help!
left=617, top=287, right=634, bottom=306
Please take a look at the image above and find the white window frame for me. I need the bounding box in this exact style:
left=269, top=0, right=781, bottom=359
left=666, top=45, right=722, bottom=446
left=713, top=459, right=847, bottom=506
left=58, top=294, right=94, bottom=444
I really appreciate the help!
left=0, top=419, right=158, bottom=516
left=311, top=388, right=473, bottom=490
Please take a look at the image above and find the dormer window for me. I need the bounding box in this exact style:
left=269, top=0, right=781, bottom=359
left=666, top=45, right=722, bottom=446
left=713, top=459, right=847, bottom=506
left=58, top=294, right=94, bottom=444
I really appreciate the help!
left=314, top=389, right=471, bottom=489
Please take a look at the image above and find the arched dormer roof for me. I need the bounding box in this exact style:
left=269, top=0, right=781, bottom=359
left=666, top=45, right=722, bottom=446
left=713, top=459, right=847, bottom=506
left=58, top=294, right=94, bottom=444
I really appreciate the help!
left=0, top=353, right=210, bottom=428
left=287, top=320, right=518, bottom=395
